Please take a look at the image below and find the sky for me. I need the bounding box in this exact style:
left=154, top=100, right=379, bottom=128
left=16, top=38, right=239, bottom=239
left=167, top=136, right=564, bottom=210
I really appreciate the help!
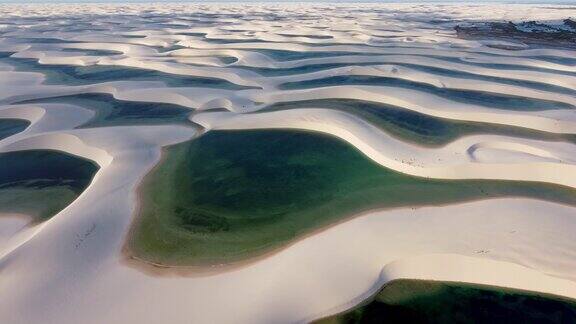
left=0, top=0, right=573, bottom=3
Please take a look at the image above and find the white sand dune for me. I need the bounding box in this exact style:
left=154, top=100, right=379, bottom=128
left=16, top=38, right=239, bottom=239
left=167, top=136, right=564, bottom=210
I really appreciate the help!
left=3, top=197, right=576, bottom=324
left=467, top=141, right=563, bottom=163
left=266, top=64, right=576, bottom=106
left=0, top=214, right=31, bottom=250
left=0, top=3, right=576, bottom=324
left=193, top=108, right=576, bottom=187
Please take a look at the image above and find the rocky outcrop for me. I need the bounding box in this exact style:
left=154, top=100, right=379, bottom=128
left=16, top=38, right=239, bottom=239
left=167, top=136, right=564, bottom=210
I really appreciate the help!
left=455, top=19, right=576, bottom=48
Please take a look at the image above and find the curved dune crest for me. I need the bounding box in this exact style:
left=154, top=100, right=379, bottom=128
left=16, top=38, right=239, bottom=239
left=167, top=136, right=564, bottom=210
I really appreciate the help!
left=193, top=108, right=576, bottom=187
left=307, top=254, right=576, bottom=323
left=467, top=141, right=562, bottom=163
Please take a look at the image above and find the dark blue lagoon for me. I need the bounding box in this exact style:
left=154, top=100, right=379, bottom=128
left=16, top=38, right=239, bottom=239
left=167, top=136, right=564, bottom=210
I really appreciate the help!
left=0, top=118, right=29, bottom=141
left=0, top=57, right=256, bottom=90
left=17, top=94, right=193, bottom=128
left=316, top=280, right=576, bottom=324
left=0, top=150, right=98, bottom=221
left=280, top=75, right=573, bottom=112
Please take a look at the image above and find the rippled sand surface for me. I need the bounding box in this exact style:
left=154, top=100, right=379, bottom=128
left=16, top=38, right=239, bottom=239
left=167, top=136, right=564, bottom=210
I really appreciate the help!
left=1, top=3, right=576, bottom=323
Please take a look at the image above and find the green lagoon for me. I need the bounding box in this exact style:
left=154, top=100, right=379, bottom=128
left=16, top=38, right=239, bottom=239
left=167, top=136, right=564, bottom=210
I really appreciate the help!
left=264, top=99, right=576, bottom=147
left=131, top=129, right=576, bottom=266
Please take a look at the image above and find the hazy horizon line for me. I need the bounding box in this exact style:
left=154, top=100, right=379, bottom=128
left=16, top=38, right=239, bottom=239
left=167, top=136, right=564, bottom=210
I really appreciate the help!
left=1, top=0, right=575, bottom=4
